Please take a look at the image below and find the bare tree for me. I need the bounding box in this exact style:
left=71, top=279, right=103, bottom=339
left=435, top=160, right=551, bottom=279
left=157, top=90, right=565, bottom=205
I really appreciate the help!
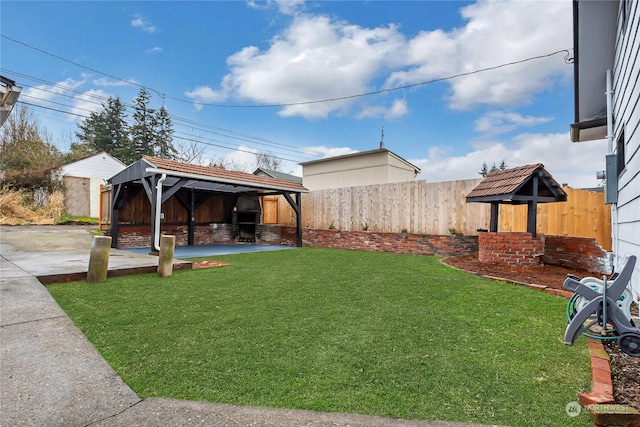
left=175, top=140, right=207, bottom=164
left=255, top=151, right=281, bottom=171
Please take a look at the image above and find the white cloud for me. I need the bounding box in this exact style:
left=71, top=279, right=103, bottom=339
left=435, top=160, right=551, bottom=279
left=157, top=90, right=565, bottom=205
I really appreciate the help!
left=386, top=0, right=573, bottom=110
left=187, top=15, right=405, bottom=119
left=20, top=77, right=109, bottom=122
left=303, top=145, right=358, bottom=158
left=185, top=86, right=227, bottom=104
left=246, top=0, right=305, bottom=15
left=70, top=89, right=111, bottom=118
left=474, top=111, right=554, bottom=136
left=412, top=132, right=607, bottom=188
left=145, top=47, right=163, bottom=54
left=356, top=98, right=408, bottom=119
left=131, top=15, right=157, bottom=33
left=22, top=77, right=86, bottom=104
left=93, top=77, right=138, bottom=87
left=190, top=0, right=571, bottom=120
left=223, top=145, right=259, bottom=172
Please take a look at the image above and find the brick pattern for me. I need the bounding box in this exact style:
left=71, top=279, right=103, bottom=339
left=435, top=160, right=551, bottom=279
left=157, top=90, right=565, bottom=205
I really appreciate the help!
left=116, top=225, right=154, bottom=249
left=578, top=339, right=640, bottom=426
left=478, top=232, right=545, bottom=267
left=260, top=224, right=282, bottom=244
left=208, top=224, right=235, bottom=243
left=281, top=227, right=478, bottom=256
left=544, top=235, right=609, bottom=274
left=117, top=223, right=280, bottom=248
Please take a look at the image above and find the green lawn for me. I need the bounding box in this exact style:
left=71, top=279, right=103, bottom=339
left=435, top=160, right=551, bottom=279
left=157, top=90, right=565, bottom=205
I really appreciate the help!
left=48, top=248, right=592, bottom=426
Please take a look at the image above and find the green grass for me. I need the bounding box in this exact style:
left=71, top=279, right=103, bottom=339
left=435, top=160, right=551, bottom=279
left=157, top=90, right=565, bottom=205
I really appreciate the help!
left=48, top=248, right=591, bottom=426
left=55, top=214, right=99, bottom=224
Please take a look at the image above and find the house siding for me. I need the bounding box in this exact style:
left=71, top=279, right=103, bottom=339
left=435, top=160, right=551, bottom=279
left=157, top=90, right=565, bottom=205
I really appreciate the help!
left=612, top=0, right=640, bottom=294
left=302, top=150, right=417, bottom=190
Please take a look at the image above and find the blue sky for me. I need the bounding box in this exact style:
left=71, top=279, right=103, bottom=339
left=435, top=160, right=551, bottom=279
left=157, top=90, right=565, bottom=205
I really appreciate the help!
left=1, top=0, right=607, bottom=187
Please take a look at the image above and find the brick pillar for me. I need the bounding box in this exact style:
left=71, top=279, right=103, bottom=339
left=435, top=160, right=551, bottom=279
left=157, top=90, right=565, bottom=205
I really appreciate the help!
left=478, top=232, right=545, bottom=267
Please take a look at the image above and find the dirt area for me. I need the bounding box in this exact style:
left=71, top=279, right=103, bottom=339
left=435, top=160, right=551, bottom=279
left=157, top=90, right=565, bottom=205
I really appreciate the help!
left=441, top=254, right=601, bottom=290
left=603, top=341, right=640, bottom=411
left=442, top=255, right=640, bottom=412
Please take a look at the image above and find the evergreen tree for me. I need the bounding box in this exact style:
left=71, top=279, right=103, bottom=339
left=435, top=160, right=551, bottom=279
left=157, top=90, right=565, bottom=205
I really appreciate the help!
left=131, top=87, right=156, bottom=160
left=479, top=162, right=489, bottom=177
left=479, top=160, right=507, bottom=177
left=76, top=96, right=130, bottom=163
left=154, top=105, right=177, bottom=159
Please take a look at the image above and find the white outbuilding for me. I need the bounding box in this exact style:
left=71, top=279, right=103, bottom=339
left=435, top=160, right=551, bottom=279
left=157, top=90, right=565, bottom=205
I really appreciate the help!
left=54, top=152, right=126, bottom=218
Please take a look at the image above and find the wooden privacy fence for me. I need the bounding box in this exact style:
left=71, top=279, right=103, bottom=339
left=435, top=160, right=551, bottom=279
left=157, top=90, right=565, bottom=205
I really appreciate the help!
left=99, top=185, right=111, bottom=232
left=265, top=180, right=612, bottom=250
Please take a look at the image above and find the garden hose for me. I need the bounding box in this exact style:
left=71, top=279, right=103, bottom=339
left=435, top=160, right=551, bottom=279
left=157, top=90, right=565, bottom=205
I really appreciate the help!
left=566, top=293, right=619, bottom=340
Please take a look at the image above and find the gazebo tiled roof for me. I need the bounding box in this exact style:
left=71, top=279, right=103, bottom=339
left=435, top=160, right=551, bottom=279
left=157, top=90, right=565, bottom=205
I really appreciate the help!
left=139, top=156, right=308, bottom=193
left=466, top=163, right=567, bottom=235
left=466, top=163, right=566, bottom=204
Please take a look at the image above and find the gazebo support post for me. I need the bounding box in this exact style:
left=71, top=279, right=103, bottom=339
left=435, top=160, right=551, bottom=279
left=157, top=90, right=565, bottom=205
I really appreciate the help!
left=149, top=175, right=159, bottom=253
left=110, top=183, right=122, bottom=248
left=189, top=189, right=195, bottom=245
left=296, top=192, right=303, bottom=247
left=527, top=173, right=539, bottom=237
left=282, top=192, right=303, bottom=247
left=490, top=202, right=499, bottom=232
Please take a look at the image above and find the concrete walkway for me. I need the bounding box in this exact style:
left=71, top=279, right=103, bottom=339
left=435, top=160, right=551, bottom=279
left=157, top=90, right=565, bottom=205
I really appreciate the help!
left=0, top=225, right=499, bottom=427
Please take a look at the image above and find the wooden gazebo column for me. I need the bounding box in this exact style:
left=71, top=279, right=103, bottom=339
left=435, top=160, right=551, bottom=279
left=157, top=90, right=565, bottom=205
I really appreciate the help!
left=527, top=172, right=540, bottom=237
left=489, top=202, right=499, bottom=232
left=282, top=192, right=303, bottom=247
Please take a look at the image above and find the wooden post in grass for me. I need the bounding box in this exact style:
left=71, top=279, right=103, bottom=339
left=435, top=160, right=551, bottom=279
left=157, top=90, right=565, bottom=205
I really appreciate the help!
left=158, top=235, right=175, bottom=277
left=87, top=236, right=112, bottom=283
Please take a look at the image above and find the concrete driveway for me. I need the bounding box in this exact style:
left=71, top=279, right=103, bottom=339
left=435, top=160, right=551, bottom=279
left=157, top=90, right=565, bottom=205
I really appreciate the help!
left=0, top=225, right=500, bottom=427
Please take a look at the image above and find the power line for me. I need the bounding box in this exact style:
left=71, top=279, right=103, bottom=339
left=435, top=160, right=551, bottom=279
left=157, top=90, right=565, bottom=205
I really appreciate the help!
left=4, top=69, right=311, bottom=158
left=17, top=100, right=88, bottom=119
left=2, top=33, right=572, bottom=109
left=174, top=49, right=574, bottom=108
left=3, top=68, right=308, bottom=152
left=15, top=97, right=310, bottom=164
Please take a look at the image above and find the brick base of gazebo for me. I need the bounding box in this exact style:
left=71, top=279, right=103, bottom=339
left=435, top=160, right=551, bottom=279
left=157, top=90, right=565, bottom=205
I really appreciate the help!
left=478, top=232, right=545, bottom=267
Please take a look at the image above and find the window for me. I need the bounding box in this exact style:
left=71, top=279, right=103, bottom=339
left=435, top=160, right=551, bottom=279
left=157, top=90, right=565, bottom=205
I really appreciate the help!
left=616, top=129, right=626, bottom=176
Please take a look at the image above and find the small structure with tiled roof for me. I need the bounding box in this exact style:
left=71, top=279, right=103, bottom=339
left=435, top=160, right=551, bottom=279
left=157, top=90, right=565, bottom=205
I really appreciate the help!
left=108, top=156, right=308, bottom=250
left=466, top=164, right=567, bottom=236
left=253, top=167, right=302, bottom=184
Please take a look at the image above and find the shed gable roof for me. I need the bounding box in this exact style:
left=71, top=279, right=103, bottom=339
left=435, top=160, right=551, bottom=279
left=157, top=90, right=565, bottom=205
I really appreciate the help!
left=300, top=148, right=420, bottom=173
left=253, top=167, right=303, bottom=184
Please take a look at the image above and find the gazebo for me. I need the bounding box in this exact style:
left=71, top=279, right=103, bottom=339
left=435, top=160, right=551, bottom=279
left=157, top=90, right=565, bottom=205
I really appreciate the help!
left=466, top=163, right=567, bottom=237
left=108, top=156, right=308, bottom=250
left=466, top=164, right=567, bottom=267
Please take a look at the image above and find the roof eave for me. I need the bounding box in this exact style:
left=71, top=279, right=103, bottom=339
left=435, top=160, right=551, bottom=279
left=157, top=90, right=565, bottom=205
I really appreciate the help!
left=145, top=167, right=309, bottom=194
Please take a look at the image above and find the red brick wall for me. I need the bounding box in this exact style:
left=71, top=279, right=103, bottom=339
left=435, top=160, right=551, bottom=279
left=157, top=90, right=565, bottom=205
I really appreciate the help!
left=478, top=232, right=545, bottom=267
left=260, top=224, right=282, bottom=244
left=281, top=227, right=478, bottom=256
left=116, top=225, right=151, bottom=249
left=544, top=235, right=608, bottom=274
left=117, top=223, right=279, bottom=248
